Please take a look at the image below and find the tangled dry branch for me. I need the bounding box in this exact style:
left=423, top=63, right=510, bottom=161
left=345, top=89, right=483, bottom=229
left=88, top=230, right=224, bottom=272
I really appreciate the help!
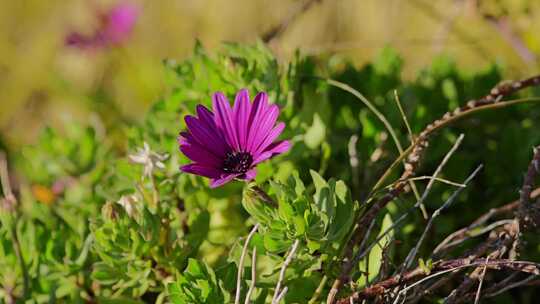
left=329, top=74, right=540, bottom=304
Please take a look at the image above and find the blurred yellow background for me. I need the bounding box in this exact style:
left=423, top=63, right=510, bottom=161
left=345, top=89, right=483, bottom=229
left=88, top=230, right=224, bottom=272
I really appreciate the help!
left=1, top=0, right=539, bottom=147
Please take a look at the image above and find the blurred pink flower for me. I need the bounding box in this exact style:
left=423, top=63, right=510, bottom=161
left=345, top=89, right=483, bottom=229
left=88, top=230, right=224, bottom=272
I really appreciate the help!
left=66, top=2, right=139, bottom=49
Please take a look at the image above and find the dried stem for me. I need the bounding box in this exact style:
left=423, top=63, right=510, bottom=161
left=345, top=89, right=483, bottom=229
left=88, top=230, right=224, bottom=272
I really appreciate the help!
left=328, top=79, right=423, bottom=209
left=433, top=197, right=521, bottom=255
left=393, top=90, right=426, bottom=218
left=235, top=224, right=259, bottom=304
left=330, top=134, right=466, bottom=303
left=392, top=165, right=483, bottom=302
left=443, top=218, right=520, bottom=304
left=336, top=259, right=540, bottom=304
left=433, top=144, right=540, bottom=304
left=244, top=247, right=257, bottom=304
left=482, top=274, right=537, bottom=298
left=402, top=163, right=481, bottom=271
left=393, top=90, right=414, bottom=144
left=272, top=239, right=300, bottom=304
left=273, top=287, right=289, bottom=304
left=328, top=75, right=540, bottom=303
left=412, top=133, right=465, bottom=215
left=518, top=146, right=540, bottom=228
left=473, top=257, right=489, bottom=304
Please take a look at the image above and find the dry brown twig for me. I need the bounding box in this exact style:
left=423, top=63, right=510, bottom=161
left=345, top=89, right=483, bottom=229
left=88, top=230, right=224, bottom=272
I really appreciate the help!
left=518, top=146, right=540, bottom=229
left=244, top=247, right=257, bottom=304
left=328, top=74, right=540, bottom=304
left=335, top=258, right=540, bottom=304
left=235, top=224, right=259, bottom=304
left=272, top=239, right=300, bottom=304
left=405, top=146, right=540, bottom=304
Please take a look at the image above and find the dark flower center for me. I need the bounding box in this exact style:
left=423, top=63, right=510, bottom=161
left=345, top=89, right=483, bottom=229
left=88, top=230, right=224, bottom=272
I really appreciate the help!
left=222, top=151, right=253, bottom=174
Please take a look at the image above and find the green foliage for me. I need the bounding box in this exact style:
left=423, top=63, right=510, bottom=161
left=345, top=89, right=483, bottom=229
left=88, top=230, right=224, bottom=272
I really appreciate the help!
left=243, top=171, right=357, bottom=254
left=168, top=259, right=229, bottom=304
left=18, top=124, right=103, bottom=185
left=1, top=41, right=539, bottom=303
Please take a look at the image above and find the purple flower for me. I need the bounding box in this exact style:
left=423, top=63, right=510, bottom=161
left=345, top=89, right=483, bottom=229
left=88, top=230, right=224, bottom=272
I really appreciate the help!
left=66, top=2, right=138, bottom=49
left=179, top=89, right=290, bottom=188
left=100, top=3, right=139, bottom=45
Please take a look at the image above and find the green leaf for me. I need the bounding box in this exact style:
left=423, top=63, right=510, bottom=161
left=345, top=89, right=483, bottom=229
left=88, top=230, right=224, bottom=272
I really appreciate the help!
left=326, top=181, right=356, bottom=242
left=278, top=199, right=295, bottom=222
left=168, top=259, right=227, bottom=304
left=263, top=230, right=292, bottom=253
left=357, top=213, right=393, bottom=286
left=92, top=262, right=122, bottom=285
left=242, top=186, right=276, bottom=225
left=310, top=170, right=327, bottom=195
left=304, top=113, right=326, bottom=149
left=186, top=210, right=210, bottom=250
left=418, top=258, right=433, bottom=275
left=287, top=171, right=306, bottom=197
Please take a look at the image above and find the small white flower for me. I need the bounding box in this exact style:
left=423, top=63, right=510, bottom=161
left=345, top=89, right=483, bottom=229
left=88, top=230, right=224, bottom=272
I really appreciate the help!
left=117, top=194, right=140, bottom=218
left=128, top=142, right=168, bottom=179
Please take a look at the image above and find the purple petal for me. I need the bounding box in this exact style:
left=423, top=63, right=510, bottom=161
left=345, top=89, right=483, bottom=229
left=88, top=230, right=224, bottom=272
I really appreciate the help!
left=265, top=140, right=291, bottom=154
left=253, top=140, right=291, bottom=165
left=184, top=115, right=227, bottom=156
left=244, top=168, right=257, bottom=180
left=196, top=105, right=216, bottom=128
left=181, top=164, right=221, bottom=178
left=180, top=143, right=222, bottom=167
left=210, top=174, right=238, bottom=188
left=253, top=122, right=285, bottom=155
left=213, top=92, right=240, bottom=151
left=233, top=89, right=251, bottom=149
left=177, top=132, right=192, bottom=146
left=246, top=93, right=269, bottom=151
left=247, top=104, right=279, bottom=153
left=252, top=152, right=272, bottom=166
left=195, top=105, right=230, bottom=153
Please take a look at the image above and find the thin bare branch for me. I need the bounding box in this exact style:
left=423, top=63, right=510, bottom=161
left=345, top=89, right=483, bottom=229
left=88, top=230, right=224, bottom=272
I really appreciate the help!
left=273, top=286, right=289, bottom=304
left=244, top=247, right=257, bottom=304
left=235, top=224, right=259, bottom=304
left=435, top=219, right=515, bottom=254
left=329, top=75, right=540, bottom=303
left=402, top=176, right=465, bottom=188
left=403, top=134, right=467, bottom=269
left=393, top=165, right=483, bottom=303
left=518, top=146, right=540, bottom=228
left=484, top=274, right=537, bottom=298
left=393, top=90, right=414, bottom=143
left=272, top=239, right=300, bottom=304
left=474, top=257, right=490, bottom=304
left=327, top=79, right=404, bottom=157
left=337, top=259, right=540, bottom=303
left=432, top=188, right=540, bottom=255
